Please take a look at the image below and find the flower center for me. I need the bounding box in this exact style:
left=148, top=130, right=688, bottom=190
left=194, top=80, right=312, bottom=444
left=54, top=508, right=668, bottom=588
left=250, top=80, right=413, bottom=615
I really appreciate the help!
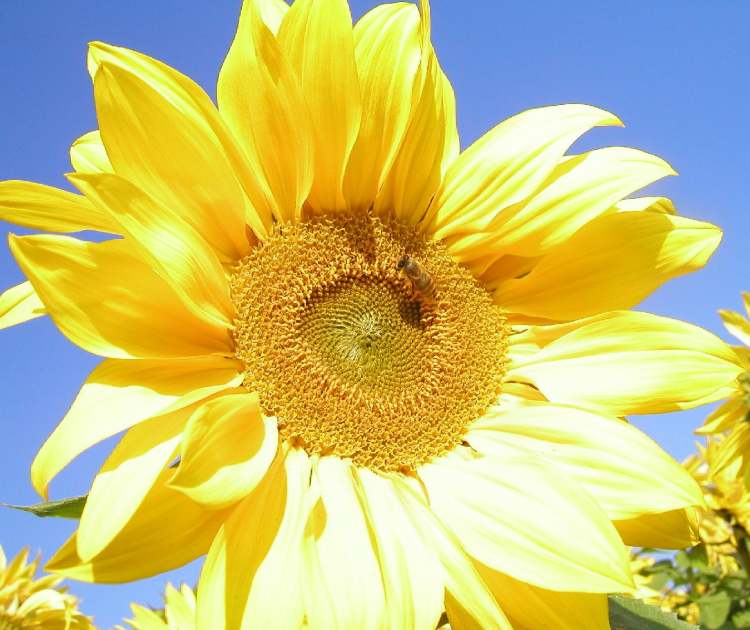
left=230, top=214, right=507, bottom=471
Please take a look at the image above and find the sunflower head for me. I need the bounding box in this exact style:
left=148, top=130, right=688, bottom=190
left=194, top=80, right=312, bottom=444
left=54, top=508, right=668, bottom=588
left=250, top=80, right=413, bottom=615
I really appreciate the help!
left=0, top=545, right=93, bottom=630
left=230, top=213, right=507, bottom=471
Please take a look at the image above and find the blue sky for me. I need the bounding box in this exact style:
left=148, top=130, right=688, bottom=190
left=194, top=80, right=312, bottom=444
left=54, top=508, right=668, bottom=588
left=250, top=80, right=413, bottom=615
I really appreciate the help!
left=1, top=0, right=749, bottom=626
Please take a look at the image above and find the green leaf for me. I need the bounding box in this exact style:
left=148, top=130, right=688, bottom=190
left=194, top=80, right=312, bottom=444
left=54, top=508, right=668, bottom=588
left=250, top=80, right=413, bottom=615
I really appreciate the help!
left=608, top=596, right=698, bottom=630
left=698, top=591, right=732, bottom=629
left=688, top=545, right=710, bottom=572
left=732, top=608, right=750, bottom=628
left=1, top=495, right=87, bottom=519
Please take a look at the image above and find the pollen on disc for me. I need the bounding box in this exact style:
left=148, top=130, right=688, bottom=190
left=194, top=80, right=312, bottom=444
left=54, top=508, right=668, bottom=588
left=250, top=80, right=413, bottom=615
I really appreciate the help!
left=230, top=214, right=508, bottom=472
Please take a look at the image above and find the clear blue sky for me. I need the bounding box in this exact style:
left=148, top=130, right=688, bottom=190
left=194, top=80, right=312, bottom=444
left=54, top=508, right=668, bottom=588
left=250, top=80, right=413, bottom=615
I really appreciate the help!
left=1, top=1, right=749, bottom=626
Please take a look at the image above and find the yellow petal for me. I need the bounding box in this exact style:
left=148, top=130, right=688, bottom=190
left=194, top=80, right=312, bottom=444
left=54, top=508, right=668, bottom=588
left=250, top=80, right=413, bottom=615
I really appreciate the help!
left=196, top=450, right=300, bottom=630
left=375, top=49, right=458, bottom=225
left=356, top=469, right=444, bottom=630
left=0, top=180, right=113, bottom=233
left=508, top=310, right=743, bottom=415
left=614, top=508, right=700, bottom=549
left=734, top=345, right=750, bottom=370
left=720, top=308, right=750, bottom=346
left=303, top=457, right=386, bottom=630
left=218, top=0, right=313, bottom=224
left=419, top=453, right=634, bottom=593
left=391, top=475, right=511, bottom=629
left=479, top=565, right=610, bottom=630
left=76, top=407, right=188, bottom=562
left=342, top=3, right=421, bottom=211
left=495, top=211, right=721, bottom=322
left=452, top=147, right=675, bottom=264
left=467, top=399, right=704, bottom=520
left=89, top=42, right=263, bottom=254
left=697, top=398, right=747, bottom=435
left=169, top=392, right=278, bottom=509
left=9, top=234, right=232, bottom=359
left=47, top=472, right=230, bottom=583
left=164, top=583, right=195, bottom=629
left=31, top=356, right=243, bottom=498
left=129, top=605, right=165, bottom=630
left=613, top=195, right=676, bottom=214
left=69, top=172, right=233, bottom=330
left=0, top=281, right=45, bottom=330
left=711, top=421, right=750, bottom=480
left=255, top=0, right=288, bottom=33
left=69, top=130, right=113, bottom=174
left=423, top=104, right=622, bottom=239
left=277, top=0, right=361, bottom=212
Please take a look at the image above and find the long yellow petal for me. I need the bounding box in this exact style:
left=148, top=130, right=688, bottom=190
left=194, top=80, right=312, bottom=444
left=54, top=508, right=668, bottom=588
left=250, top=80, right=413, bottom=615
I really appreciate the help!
left=46, top=472, right=229, bottom=583
left=0, top=180, right=113, bottom=233
left=218, top=0, right=313, bottom=224
left=423, top=104, right=622, bottom=239
left=88, top=42, right=264, bottom=254
left=448, top=147, right=675, bottom=266
left=467, top=399, right=704, bottom=520
left=9, top=234, right=232, bottom=359
left=277, top=0, right=361, bottom=212
left=69, top=173, right=233, bottom=330
left=0, top=281, right=45, bottom=330
left=391, top=475, right=511, bottom=629
left=303, top=457, right=386, bottom=630
left=419, top=453, right=634, bottom=593
left=479, top=565, right=610, bottom=630
left=76, top=407, right=188, bottom=562
left=614, top=508, right=700, bottom=549
left=356, top=469, right=444, bottom=630
left=69, top=130, right=113, bottom=174
left=508, top=310, right=743, bottom=415
left=495, top=211, right=721, bottom=322
left=31, top=356, right=243, bottom=498
left=196, top=451, right=298, bottom=630
left=720, top=308, right=750, bottom=346
left=342, top=3, right=421, bottom=211
left=374, top=49, right=457, bottom=225
left=169, top=392, right=278, bottom=509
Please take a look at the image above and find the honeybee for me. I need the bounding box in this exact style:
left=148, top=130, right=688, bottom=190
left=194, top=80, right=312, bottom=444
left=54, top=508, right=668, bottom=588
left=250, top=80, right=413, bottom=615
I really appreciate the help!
left=397, top=255, right=435, bottom=301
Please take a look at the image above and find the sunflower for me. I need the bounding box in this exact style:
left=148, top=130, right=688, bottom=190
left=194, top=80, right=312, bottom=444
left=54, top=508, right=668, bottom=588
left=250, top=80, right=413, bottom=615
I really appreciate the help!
left=0, top=0, right=744, bottom=627
left=0, top=545, right=94, bottom=630
left=696, top=292, right=750, bottom=481
left=119, top=583, right=195, bottom=630
left=684, top=441, right=750, bottom=559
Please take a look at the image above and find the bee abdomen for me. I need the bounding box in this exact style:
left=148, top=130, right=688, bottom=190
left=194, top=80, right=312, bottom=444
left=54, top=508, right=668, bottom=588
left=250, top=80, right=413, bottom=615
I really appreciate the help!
left=398, top=255, right=436, bottom=300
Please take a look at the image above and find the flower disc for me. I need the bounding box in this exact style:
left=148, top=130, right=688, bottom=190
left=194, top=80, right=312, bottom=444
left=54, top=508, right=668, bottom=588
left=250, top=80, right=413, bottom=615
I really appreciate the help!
left=231, top=214, right=507, bottom=471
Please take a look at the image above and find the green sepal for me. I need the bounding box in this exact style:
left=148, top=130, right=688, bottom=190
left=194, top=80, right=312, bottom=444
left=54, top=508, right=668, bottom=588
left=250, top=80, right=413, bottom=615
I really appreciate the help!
left=608, top=595, right=699, bottom=629
left=2, top=494, right=87, bottom=519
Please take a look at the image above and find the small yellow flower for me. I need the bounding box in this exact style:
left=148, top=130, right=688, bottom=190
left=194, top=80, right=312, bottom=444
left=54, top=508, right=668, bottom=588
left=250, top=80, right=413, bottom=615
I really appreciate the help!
left=121, top=583, right=195, bottom=630
left=697, top=292, right=750, bottom=482
left=0, top=545, right=94, bottom=630
left=0, top=0, right=743, bottom=628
